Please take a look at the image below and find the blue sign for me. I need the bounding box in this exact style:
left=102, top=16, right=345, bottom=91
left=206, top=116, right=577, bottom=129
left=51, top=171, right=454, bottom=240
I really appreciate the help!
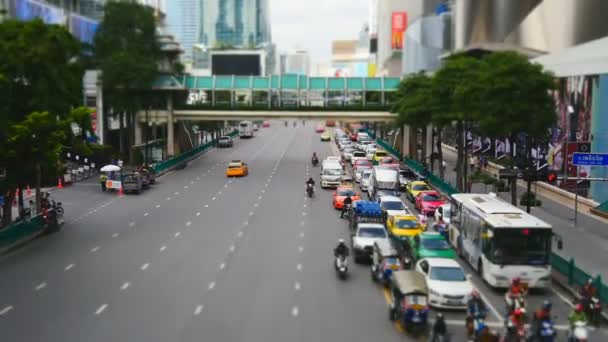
left=572, top=153, right=608, bottom=166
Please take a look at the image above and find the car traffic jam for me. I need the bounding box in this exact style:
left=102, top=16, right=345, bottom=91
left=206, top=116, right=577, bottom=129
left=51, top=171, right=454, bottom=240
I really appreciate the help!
left=312, top=124, right=593, bottom=342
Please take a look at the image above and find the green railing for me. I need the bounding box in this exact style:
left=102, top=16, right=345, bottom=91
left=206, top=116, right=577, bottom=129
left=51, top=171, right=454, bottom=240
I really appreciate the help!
left=151, top=130, right=238, bottom=175
left=551, top=253, right=608, bottom=303
left=0, top=214, right=46, bottom=249
left=595, top=200, right=608, bottom=214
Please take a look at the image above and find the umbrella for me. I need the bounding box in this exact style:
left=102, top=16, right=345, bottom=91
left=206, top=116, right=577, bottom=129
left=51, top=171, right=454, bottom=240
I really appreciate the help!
left=100, top=164, right=121, bottom=172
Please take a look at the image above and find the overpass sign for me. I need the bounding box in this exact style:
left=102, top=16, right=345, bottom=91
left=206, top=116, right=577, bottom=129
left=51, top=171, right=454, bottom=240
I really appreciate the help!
left=572, top=152, right=608, bottom=166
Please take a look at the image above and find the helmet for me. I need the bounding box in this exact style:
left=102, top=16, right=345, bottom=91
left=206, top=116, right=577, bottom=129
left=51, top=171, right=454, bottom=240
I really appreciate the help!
left=512, top=277, right=521, bottom=285
left=471, top=289, right=480, bottom=299
left=338, top=238, right=345, bottom=244
left=542, top=300, right=552, bottom=311
left=514, top=308, right=524, bottom=317
left=575, top=303, right=583, bottom=312
left=436, top=312, right=444, bottom=320
left=586, top=278, right=593, bottom=285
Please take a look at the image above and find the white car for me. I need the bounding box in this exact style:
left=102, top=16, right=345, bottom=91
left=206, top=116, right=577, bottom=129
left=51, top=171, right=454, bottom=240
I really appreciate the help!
left=351, top=223, right=390, bottom=263
left=360, top=169, right=373, bottom=190
left=325, top=156, right=342, bottom=165
left=351, top=151, right=367, bottom=164
left=434, top=203, right=451, bottom=224
left=342, top=147, right=356, bottom=161
left=379, top=196, right=409, bottom=217
left=357, top=140, right=373, bottom=151
left=415, top=258, right=473, bottom=310
left=366, top=147, right=377, bottom=161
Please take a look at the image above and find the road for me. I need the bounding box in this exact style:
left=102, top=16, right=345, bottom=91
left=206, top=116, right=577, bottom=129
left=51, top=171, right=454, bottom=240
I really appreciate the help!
left=0, top=122, right=605, bottom=341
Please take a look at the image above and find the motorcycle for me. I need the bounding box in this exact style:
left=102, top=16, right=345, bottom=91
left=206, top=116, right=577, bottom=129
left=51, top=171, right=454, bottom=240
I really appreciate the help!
left=581, top=296, right=601, bottom=326
left=52, top=200, right=64, bottom=216
left=342, top=203, right=352, bottom=220
left=465, top=307, right=487, bottom=341
left=335, top=254, right=348, bottom=279
left=312, top=156, right=319, bottom=166
left=502, top=320, right=526, bottom=342
left=306, top=184, right=314, bottom=198
left=569, top=321, right=588, bottom=342
left=535, top=320, right=557, bottom=342
left=505, top=292, right=527, bottom=315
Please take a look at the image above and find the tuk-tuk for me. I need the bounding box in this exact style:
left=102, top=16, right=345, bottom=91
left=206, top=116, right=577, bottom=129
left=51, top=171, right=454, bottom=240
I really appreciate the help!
left=388, top=270, right=429, bottom=337
left=371, top=241, right=403, bottom=285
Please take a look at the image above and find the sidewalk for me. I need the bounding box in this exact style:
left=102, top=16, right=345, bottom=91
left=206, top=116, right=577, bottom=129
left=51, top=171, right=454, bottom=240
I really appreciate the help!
left=440, top=147, right=608, bottom=280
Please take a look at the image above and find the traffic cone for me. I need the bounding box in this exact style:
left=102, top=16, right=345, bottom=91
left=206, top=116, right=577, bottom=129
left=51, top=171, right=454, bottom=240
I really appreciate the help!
left=58, top=178, right=63, bottom=189
left=26, top=185, right=32, bottom=197
left=118, top=186, right=124, bottom=197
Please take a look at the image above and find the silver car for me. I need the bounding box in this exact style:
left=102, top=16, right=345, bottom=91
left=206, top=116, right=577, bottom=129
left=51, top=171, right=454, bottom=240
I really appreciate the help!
left=351, top=223, right=390, bottom=263
left=342, top=147, right=356, bottom=161
left=360, top=169, right=373, bottom=190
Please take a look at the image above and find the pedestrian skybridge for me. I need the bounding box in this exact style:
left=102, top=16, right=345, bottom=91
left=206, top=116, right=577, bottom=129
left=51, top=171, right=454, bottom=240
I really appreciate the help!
left=138, top=74, right=400, bottom=122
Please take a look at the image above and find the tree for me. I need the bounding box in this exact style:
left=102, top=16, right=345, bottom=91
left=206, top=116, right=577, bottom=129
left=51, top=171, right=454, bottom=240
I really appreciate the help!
left=433, top=54, right=482, bottom=191
left=0, top=19, right=84, bottom=225
left=94, top=1, right=162, bottom=158
left=474, top=51, right=556, bottom=207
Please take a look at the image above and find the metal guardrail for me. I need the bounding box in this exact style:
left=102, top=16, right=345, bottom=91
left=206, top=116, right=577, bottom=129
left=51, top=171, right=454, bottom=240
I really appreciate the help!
left=151, top=130, right=238, bottom=175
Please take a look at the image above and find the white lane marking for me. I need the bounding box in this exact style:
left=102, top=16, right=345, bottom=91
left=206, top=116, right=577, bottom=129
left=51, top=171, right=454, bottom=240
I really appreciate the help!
left=65, top=263, right=75, bottom=271
left=174, top=232, right=181, bottom=238
left=218, top=191, right=222, bottom=195
left=121, top=282, right=130, bottom=291
left=550, top=286, right=575, bottom=308
left=90, top=246, right=100, bottom=253
left=229, top=245, right=235, bottom=252
left=237, top=231, right=243, bottom=238
left=298, top=246, right=304, bottom=253
left=208, top=282, right=216, bottom=290
left=265, top=183, right=269, bottom=187
left=297, top=264, right=302, bottom=271
left=144, top=212, right=149, bottom=217
left=196, top=212, right=201, bottom=216
left=174, top=191, right=179, bottom=195
left=160, top=245, right=167, bottom=252
left=186, top=221, right=192, bottom=227
left=0, top=306, right=13, bottom=315
left=477, top=287, right=502, bottom=321
left=95, top=304, right=108, bottom=315
left=253, top=203, right=259, bottom=207
left=35, top=282, right=47, bottom=291
left=141, top=263, right=150, bottom=270
left=243, top=221, right=249, bottom=226
left=291, top=306, right=299, bottom=317
left=303, top=203, right=307, bottom=208
left=196, top=177, right=200, bottom=181
left=129, top=222, right=135, bottom=227
left=300, top=221, right=305, bottom=226
left=204, top=204, right=209, bottom=208
left=184, top=185, right=189, bottom=189
left=112, top=233, right=119, bottom=238
left=224, top=184, right=228, bottom=188
left=258, top=196, right=263, bottom=200
left=261, top=189, right=266, bottom=193
left=194, top=305, right=204, bottom=316
left=299, top=232, right=305, bottom=238
left=294, top=282, right=301, bottom=291
left=302, top=212, right=307, bottom=216
left=219, top=263, right=226, bottom=270
left=212, top=197, right=216, bottom=201
left=249, top=211, right=254, bottom=216
left=155, top=204, right=161, bottom=208
left=191, top=180, right=196, bottom=183
left=166, top=197, right=171, bottom=201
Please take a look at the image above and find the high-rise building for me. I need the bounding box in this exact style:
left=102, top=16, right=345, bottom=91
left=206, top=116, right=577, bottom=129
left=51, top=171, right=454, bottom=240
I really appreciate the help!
left=279, top=50, right=310, bottom=75
left=165, top=0, right=200, bottom=62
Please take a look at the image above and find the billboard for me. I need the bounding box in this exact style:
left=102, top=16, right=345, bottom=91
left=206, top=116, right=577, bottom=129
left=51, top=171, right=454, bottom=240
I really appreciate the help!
left=391, top=12, right=408, bottom=50
left=15, top=0, right=66, bottom=24
left=70, top=14, right=99, bottom=45
left=211, top=54, right=261, bottom=76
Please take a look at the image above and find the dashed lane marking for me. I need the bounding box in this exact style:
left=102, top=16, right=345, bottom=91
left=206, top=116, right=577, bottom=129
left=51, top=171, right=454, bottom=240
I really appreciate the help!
left=291, top=306, right=299, bottom=317
left=184, top=185, right=189, bottom=189
left=208, top=282, right=216, bottom=290
left=90, top=246, right=100, bottom=253
left=64, top=263, right=75, bottom=271
left=294, top=282, right=301, bottom=291
left=237, top=231, right=243, bottom=238
left=121, top=282, right=130, bottom=291
left=299, top=232, right=304, bottom=238
left=258, top=196, right=263, bottom=200
left=95, top=304, right=108, bottom=315
left=212, top=197, right=216, bottom=201
left=218, top=191, right=222, bottom=195
left=297, top=264, right=302, bottom=271
left=219, top=263, right=226, bottom=270
left=35, top=282, right=47, bottom=291
left=112, top=233, right=119, bottom=238
left=166, top=197, right=171, bottom=201
left=155, top=204, right=161, bottom=208
left=141, top=263, right=150, bottom=271
left=253, top=203, right=259, bottom=207
left=186, top=221, right=192, bottom=227
left=160, top=245, right=167, bottom=252
left=249, top=211, right=254, bottom=216
left=144, top=212, right=149, bottom=217
left=300, top=221, right=305, bottom=226
left=196, top=212, right=201, bottom=216
left=243, top=221, right=249, bottom=226
left=204, top=204, right=209, bottom=208
left=174, top=232, right=181, bottom=238
left=298, top=246, right=304, bottom=253
left=129, top=222, right=135, bottom=227
left=194, top=305, right=204, bottom=316
left=229, top=245, right=235, bottom=252
left=0, top=306, right=14, bottom=316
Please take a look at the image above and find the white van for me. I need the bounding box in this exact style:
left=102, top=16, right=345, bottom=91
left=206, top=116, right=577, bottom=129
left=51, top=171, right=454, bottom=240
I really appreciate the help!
left=321, top=161, right=343, bottom=188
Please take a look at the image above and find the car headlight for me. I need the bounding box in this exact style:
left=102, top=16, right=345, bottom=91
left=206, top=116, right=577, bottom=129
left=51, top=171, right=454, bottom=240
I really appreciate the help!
left=429, top=288, right=440, bottom=296
left=493, top=275, right=509, bottom=282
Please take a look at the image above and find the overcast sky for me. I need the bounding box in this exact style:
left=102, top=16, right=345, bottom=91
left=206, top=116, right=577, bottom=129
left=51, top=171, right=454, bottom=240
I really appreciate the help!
left=269, top=0, right=368, bottom=65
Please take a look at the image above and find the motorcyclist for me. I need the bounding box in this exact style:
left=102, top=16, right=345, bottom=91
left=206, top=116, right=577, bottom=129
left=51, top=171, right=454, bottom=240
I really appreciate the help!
left=506, top=277, right=527, bottom=313
left=334, top=239, right=350, bottom=258
left=531, top=300, right=553, bottom=338
left=429, top=312, right=447, bottom=342
left=306, top=177, right=315, bottom=187
left=568, top=304, right=587, bottom=327
left=312, top=153, right=319, bottom=164
left=340, top=194, right=353, bottom=218
left=507, top=308, right=526, bottom=335
left=580, top=278, right=597, bottom=307
left=467, top=290, right=487, bottom=318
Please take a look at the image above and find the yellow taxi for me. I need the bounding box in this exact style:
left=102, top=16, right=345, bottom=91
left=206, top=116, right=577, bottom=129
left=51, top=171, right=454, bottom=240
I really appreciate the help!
left=386, top=215, right=424, bottom=241
left=372, top=150, right=390, bottom=163
left=405, top=180, right=432, bottom=202
left=226, top=160, right=249, bottom=177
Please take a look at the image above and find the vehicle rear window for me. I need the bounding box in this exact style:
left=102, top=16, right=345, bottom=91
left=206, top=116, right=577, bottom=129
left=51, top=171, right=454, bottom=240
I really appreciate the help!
left=358, top=228, right=387, bottom=238
left=430, top=267, right=466, bottom=281
left=375, top=151, right=388, bottom=157
left=337, top=189, right=356, bottom=196
left=382, top=201, right=405, bottom=211
left=353, top=152, right=366, bottom=157
left=413, top=184, right=431, bottom=191
left=396, top=220, right=419, bottom=228
left=422, top=194, right=441, bottom=201
left=421, top=238, right=450, bottom=250
left=228, top=164, right=242, bottom=168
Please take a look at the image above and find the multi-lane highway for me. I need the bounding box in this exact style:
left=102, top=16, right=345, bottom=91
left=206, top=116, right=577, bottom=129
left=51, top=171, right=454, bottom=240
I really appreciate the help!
left=0, top=122, right=605, bottom=341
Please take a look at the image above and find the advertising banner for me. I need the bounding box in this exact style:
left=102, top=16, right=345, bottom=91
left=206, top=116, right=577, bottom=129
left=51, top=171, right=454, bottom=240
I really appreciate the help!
left=15, top=0, right=66, bottom=24
left=391, top=12, right=407, bottom=50
left=70, top=13, right=99, bottom=45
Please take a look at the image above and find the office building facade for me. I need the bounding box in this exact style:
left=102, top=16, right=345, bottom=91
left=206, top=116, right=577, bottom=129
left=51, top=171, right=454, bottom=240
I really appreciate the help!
left=165, top=0, right=200, bottom=62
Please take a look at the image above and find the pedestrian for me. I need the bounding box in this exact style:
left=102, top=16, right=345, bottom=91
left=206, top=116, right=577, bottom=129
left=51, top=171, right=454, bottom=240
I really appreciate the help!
left=28, top=200, right=36, bottom=217
left=470, top=155, right=478, bottom=172
left=480, top=156, right=488, bottom=170
left=100, top=173, right=108, bottom=192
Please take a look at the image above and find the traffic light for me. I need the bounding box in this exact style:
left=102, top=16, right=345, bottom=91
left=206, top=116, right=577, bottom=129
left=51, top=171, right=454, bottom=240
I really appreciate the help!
left=547, top=171, right=558, bottom=184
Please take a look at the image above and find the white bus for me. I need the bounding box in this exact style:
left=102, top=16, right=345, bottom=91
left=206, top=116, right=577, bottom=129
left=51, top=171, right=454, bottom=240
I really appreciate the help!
left=447, top=193, right=562, bottom=289
left=239, top=121, right=254, bottom=138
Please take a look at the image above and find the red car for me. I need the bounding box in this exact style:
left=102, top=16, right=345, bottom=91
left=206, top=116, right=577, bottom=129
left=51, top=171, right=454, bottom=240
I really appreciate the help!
left=332, top=186, right=361, bottom=209
left=380, top=157, right=400, bottom=169
left=415, top=191, right=446, bottom=215
left=353, top=159, right=372, bottom=171
left=315, top=125, right=325, bottom=133
left=350, top=133, right=358, bottom=142
left=262, top=121, right=270, bottom=127
left=326, top=120, right=336, bottom=127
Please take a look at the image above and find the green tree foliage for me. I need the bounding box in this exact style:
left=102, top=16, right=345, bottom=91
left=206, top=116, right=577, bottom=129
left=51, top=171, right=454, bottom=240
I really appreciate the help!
left=392, top=72, right=434, bottom=128
left=94, top=1, right=162, bottom=156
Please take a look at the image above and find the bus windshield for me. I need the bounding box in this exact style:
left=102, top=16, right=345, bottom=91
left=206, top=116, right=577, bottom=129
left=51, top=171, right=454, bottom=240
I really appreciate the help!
left=489, top=229, right=551, bottom=265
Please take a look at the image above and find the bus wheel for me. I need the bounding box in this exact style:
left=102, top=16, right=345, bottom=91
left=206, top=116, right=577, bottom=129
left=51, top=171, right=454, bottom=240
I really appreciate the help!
left=478, top=260, right=484, bottom=280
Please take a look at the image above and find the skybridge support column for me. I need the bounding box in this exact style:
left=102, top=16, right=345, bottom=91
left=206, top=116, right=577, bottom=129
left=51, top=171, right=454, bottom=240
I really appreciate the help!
left=167, top=93, right=175, bottom=157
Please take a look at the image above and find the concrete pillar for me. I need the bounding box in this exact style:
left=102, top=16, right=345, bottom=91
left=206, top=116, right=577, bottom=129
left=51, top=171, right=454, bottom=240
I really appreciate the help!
left=167, top=93, right=175, bottom=157
left=425, top=124, right=434, bottom=162
left=134, top=121, right=143, bottom=145
left=590, top=76, right=608, bottom=202
left=402, top=125, right=411, bottom=158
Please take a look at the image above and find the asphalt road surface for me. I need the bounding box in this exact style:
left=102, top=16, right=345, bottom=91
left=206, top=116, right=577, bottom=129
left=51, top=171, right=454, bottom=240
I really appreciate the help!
left=0, top=121, right=606, bottom=342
